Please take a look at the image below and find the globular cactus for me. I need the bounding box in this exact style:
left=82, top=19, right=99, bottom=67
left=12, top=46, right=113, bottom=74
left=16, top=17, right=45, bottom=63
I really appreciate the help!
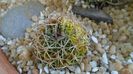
left=31, top=17, right=89, bottom=68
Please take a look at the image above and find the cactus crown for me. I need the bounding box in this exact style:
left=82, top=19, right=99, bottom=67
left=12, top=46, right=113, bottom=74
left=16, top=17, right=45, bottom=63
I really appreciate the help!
left=31, top=17, right=89, bottom=68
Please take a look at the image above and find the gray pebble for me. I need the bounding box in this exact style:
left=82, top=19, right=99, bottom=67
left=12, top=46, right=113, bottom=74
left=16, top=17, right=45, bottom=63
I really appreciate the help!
left=0, top=0, right=44, bottom=39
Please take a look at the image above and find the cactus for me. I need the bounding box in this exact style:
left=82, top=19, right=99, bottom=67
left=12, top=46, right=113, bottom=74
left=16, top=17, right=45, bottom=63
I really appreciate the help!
left=31, top=17, right=89, bottom=68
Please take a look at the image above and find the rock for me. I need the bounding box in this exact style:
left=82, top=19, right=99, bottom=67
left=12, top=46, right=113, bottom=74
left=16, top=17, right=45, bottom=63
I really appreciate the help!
left=92, top=67, right=99, bottom=72
left=44, top=65, right=49, bottom=74
left=0, top=39, right=5, bottom=46
left=120, top=68, right=132, bottom=74
left=130, top=52, right=133, bottom=59
left=75, top=66, right=81, bottom=74
left=19, top=49, right=31, bottom=60
left=128, top=64, right=133, bottom=73
left=68, top=66, right=76, bottom=72
left=91, top=36, right=98, bottom=44
left=0, top=35, right=6, bottom=41
left=111, top=71, right=118, bottom=74
left=110, top=55, right=116, bottom=60
left=27, top=60, right=33, bottom=66
left=85, top=64, right=92, bottom=72
left=98, top=67, right=107, bottom=74
left=80, top=63, right=85, bottom=71
left=113, top=61, right=123, bottom=71
left=86, top=72, right=90, bottom=74
left=0, top=0, right=44, bottom=39
left=72, top=6, right=113, bottom=23
left=109, top=45, right=116, bottom=54
left=66, top=69, right=70, bottom=74
left=127, top=59, right=133, bottom=64
left=90, top=61, right=97, bottom=68
left=102, top=53, right=108, bottom=64
left=96, top=43, right=105, bottom=54
left=118, top=35, right=128, bottom=42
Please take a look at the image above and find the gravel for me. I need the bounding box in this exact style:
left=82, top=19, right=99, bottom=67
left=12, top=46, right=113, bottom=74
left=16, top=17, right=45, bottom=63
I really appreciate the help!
left=0, top=0, right=133, bottom=74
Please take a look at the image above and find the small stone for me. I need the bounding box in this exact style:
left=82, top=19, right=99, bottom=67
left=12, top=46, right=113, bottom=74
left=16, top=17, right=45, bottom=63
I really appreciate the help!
left=65, top=69, right=70, bottom=74
left=27, top=70, right=32, bottom=74
left=127, top=59, right=133, bottom=64
left=90, top=61, right=97, bottom=68
left=87, top=51, right=92, bottom=56
left=39, top=68, right=43, bottom=74
left=0, top=40, right=5, bottom=46
left=68, top=66, right=76, bottom=72
left=27, top=60, right=33, bottom=66
left=80, top=63, right=85, bottom=71
left=109, top=45, right=116, bottom=54
left=7, top=40, right=15, bottom=45
left=38, top=64, right=43, bottom=69
left=110, top=55, right=116, bottom=60
left=96, top=43, right=105, bottom=54
left=113, top=61, right=123, bottom=71
left=50, top=69, right=56, bottom=74
left=116, top=53, right=125, bottom=62
left=118, top=35, right=128, bottom=42
left=75, top=66, right=81, bottom=74
left=32, top=15, right=38, bottom=22
left=91, top=36, right=98, bottom=44
left=102, top=53, right=108, bottom=64
left=120, top=68, right=132, bottom=74
left=101, top=39, right=108, bottom=45
left=130, top=52, right=133, bottom=59
left=44, top=65, right=49, bottom=74
left=128, top=64, right=133, bottom=72
left=85, top=64, right=92, bottom=72
left=17, top=66, right=22, bottom=74
left=86, top=72, right=90, bottom=74
left=0, top=35, right=6, bottom=41
left=19, top=48, right=31, bottom=60
left=98, top=67, right=107, bottom=74
left=111, top=71, right=118, bottom=74
left=92, top=67, right=99, bottom=72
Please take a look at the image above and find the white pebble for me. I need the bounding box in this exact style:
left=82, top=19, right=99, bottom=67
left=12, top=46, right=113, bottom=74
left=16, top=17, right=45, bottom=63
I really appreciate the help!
left=92, top=67, right=99, bottom=72
left=75, top=66, right=81, bottom=74
left=87, top=51, right=92, bottom=56
left=86, top=72, right=90, bottom=74
left=17, top=46, right=27, bottom=54
left=39, top=68, right=43, bottom=74
left=91, top=36, right=98, bottom=44
left=90, top=61, right=97, bottom=68
left=17, top=66, right=22, bottom=74
left=130, top=52, right=133, bottom=59
left=39, top=12, right=44, bottom=20
left=102, top=53, right=108, bottom=64
left=110, top=55, right=116, bottom=60
left=127, top=59, right=133, bottom=64
left=0, top=35, right=6, bottom=41
left=50, top=69, right=56, bottom=74
left=7, top=40, right=14, bottom=45
left=44, top=66, right=49, bottom=74
left=81, top=63, right=85, bottom=71
left=111, top=71, right=118, bottom=74
left=65, top=70, right=70, bottom=74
